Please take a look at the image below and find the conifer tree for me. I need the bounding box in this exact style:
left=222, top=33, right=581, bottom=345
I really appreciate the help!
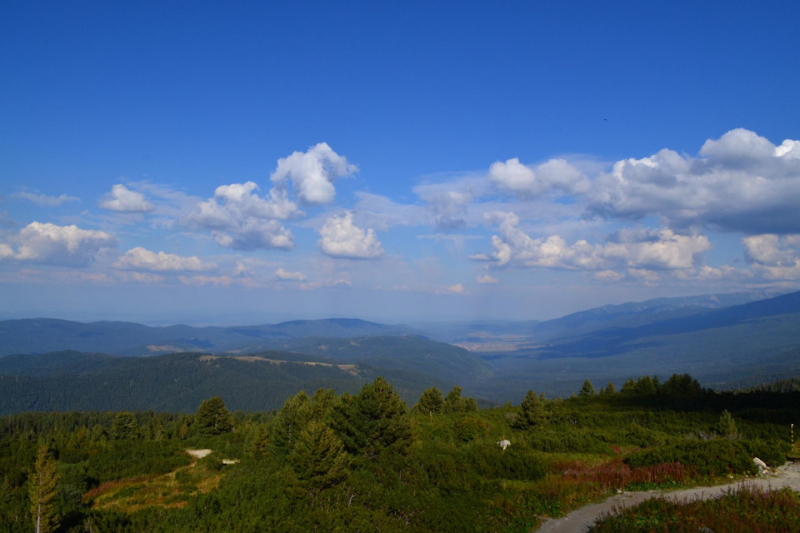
left=111, top=412, right=139, bottom=440
left=621, top=378, right=637, bottom=394
left=716, top=409, right=737, bottom=438
left=414, top=387, right=445, bottom=415
left=579, top=379, right=596, bottom=397
left=270, top=391, right=312, bottom=460
left=463, top=397, right=478, bottom=412
left=29, top=445, right=58, bottom=533
left=515, top=390, right=546, bottom=429
left=334, top=377, right=411, bottom=458
left=605, top=381, right=616, bottom=394
left=195, top=396, right=233, bottom=437
left=636, top=375, right=657, bottom=395
left=247, top=424, right=270, bottom=457
left=444, top=386, right=465, bottom=413
left=288, top=420, right=350, bottom=502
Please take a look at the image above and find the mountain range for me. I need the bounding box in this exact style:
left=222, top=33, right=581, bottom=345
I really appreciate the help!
left=1, top=289, right=799, bottom=414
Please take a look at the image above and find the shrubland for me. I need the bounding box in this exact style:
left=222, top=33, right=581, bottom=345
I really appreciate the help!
left=0, top=374, right=797, bottom=532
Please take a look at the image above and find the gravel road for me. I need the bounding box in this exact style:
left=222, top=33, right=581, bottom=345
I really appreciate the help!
left=535, top=461, right=800, bottom=533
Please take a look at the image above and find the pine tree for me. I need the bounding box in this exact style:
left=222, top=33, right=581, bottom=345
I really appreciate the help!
left=270, top=391, right=312, bottom=460
left=333, top=377, right=411, bottom=459
left=288, top=420, right=350, bottom=502
left=29, top=445, right=58, bottom=533
left=716, top=409, right=737, bottom=438
left=111, top=412, right=139, bottom=440
left=247, top=424, right=270, bottom=457
left=636, top=375, right=657, bottom=395
left=414, top=387, right=445, bottom=415
left=605, top=381, right=616, bottom=394
left=195, top=396, right=233, bottom=437
left=444, top=386, right=465, bottom=413
left=579, top=379, right=596, bottom=397
left=621, top=378, right=637, bottom=394
left=515, top=390, right=546, bottom=429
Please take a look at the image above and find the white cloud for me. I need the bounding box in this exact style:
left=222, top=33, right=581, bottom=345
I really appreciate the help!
left=188, top=181, right=297, bottom=251
left=271, top=142, right=357, bottom=204
left=0, top=222, right=117, bottom=266
left=602, top=228, right=712, bottom=270
left=114, top=247, right=215, bottom=272
left=275, top=268, right=307, bottom=281
left=211, top=219, right=294, bottom=251
left=743, top=233, right=800, bottom=279
left=476, top=212, right=710, bottom=275
left=476, top=275, right=498, bottom=284
left=318, top=212, right=384, bottom=259
left=204, top=182, right=300, bottom=220
left=742, top=234, right=794, bottom=265
left=588, top=129, right=800, bottom=234
left=15, top=192, right=80, bottom=206
left=593, top=270, right=624, bottom=282
left=693, top=265, right=753, bottom=281
left=627, top=268, right=660, bottom=283
left=436, top=283, right=465, bottom=294
left=490, top=158, right=589, bottom=197
left=99, top=184, right=154, bottom=213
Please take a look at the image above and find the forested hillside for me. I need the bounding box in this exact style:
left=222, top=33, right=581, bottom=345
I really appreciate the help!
left=0, top=374, right=796, bottom=532
left=0, top=351, right=453, bottom=415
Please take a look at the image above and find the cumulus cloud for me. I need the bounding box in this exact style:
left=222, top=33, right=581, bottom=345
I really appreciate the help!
left=271, top=142, right=357, bottom=204
left=318, top=212, right=384, bottom=259
left=188, top=182, right=296, bottom=251
left=0, top=243, right=14, bottom=259
left=743, top=234, right=800, bottom=279
left=211, top=219, right=294, bottom=251
left=476, top=275, right=498, bottom=284
left=99, top=184, right=154, bottom=213
left=490, top=158, right=589, bottom=197
left=275, top=268, right=307, bottom=281
left=0, top=222, right=117, bottom=266
left=15, top=192, right=80, bottom=206
left=114, top=247, right=214, bottom=272
left=587, top=129, right=800, bottom=234
left=475, top=212, right=710, bottom=276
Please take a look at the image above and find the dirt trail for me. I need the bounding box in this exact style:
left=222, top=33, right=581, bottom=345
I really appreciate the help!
left=536, top=461, right=800, bottom=533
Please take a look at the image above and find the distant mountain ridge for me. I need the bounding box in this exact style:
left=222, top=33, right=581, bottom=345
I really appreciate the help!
left=0, top=317, right=417, bottom=357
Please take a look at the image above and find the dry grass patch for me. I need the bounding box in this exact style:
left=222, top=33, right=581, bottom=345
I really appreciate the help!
left=84, top=450, right=225, bottom=513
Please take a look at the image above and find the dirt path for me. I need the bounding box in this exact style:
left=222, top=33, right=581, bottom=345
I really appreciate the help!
left=536, top=462, right=800, bottom=533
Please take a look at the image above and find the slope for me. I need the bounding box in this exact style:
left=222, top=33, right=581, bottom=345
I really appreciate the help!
left=0, top=351, right=454, bottom=415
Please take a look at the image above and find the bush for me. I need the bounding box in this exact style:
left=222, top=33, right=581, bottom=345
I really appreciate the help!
left=625, top=440, right=760, bottom=476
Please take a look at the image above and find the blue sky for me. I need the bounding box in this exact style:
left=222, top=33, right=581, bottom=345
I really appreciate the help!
left=1, top=1, right=799, bottom=324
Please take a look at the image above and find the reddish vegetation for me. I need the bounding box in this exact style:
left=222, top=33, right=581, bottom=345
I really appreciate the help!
left=82, top=475, right=157, bottom=504
left=595, top=485, right=800, bottom=532
left=560, top=458, right=694, bottom=490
